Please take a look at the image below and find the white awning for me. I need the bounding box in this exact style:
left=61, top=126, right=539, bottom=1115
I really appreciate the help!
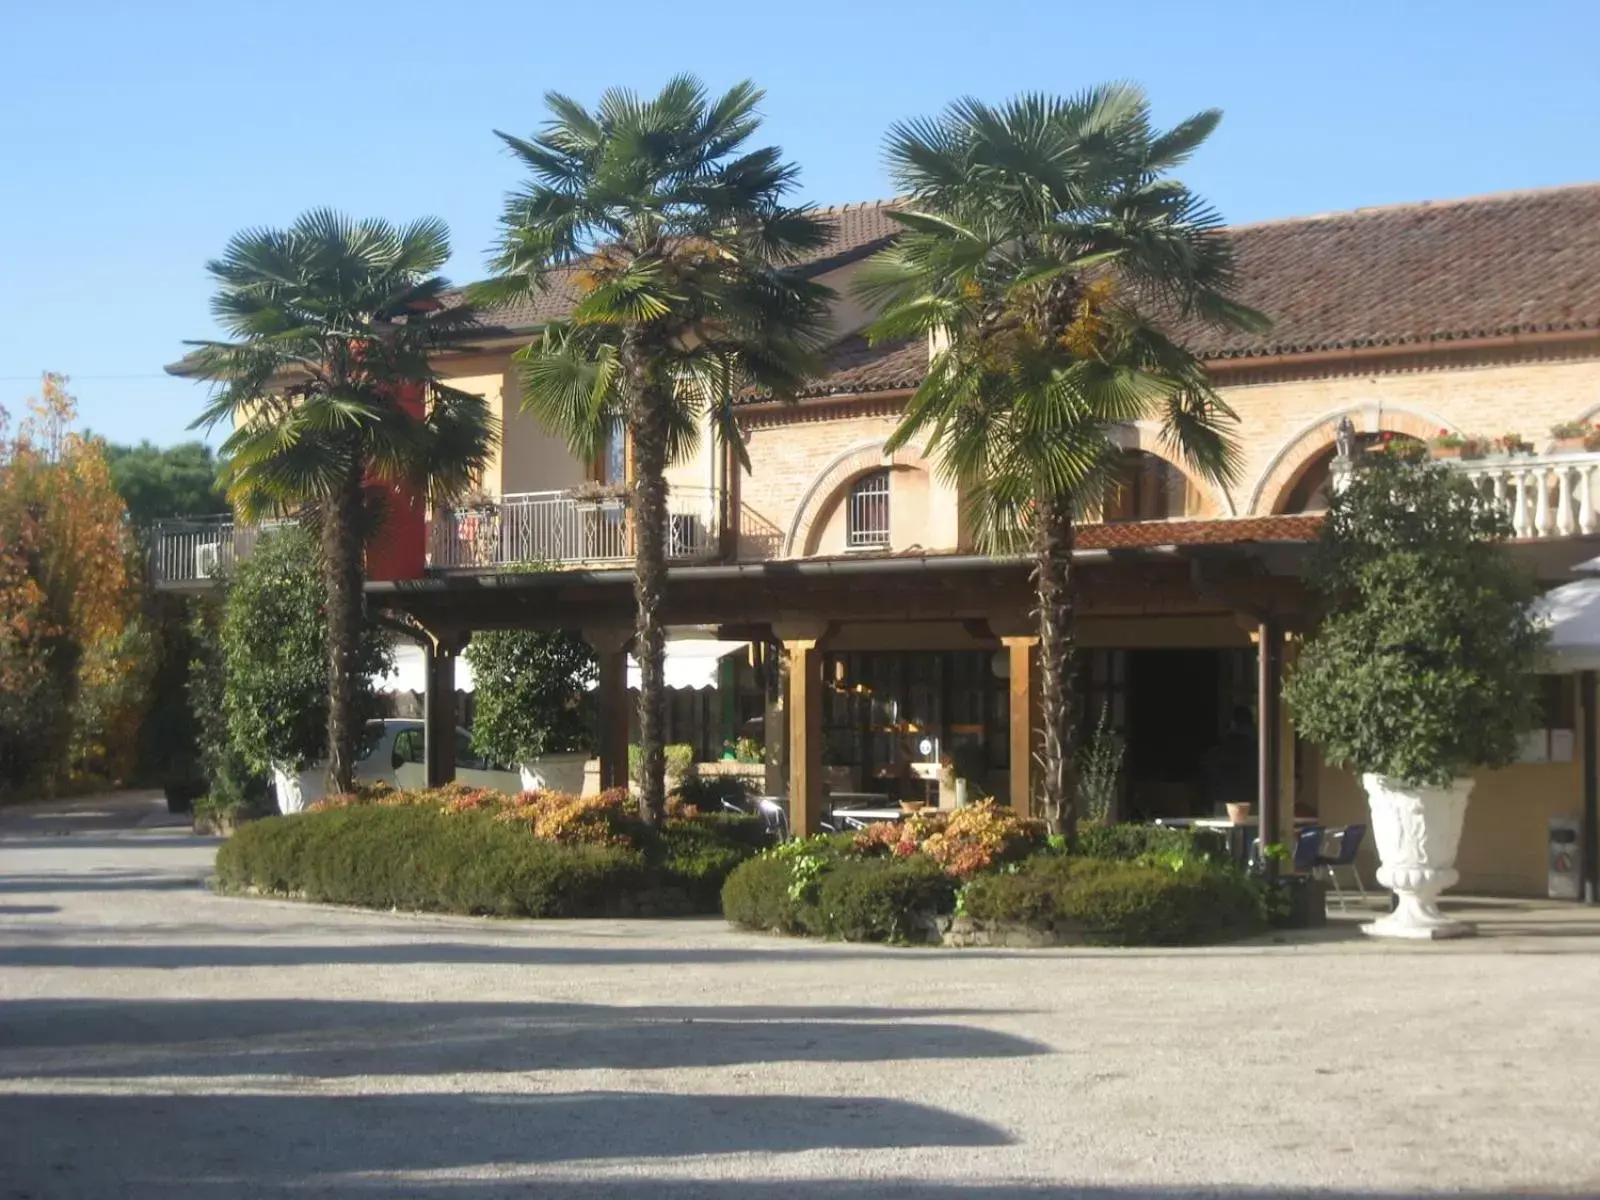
left=1537, top=574, right=1600, bottom=674
left=373, top=638, right=747, bottom=694
left=627, top=639, right=748, bottom=692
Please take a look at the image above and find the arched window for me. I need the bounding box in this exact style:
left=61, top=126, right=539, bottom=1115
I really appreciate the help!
left=1105, top=450, right=1190, bottom=522
left=847, top=470, right=891, bottom=548
left=1280, top=433, right=1419, bottom=513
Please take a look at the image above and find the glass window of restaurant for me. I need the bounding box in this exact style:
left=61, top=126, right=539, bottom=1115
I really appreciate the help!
left=821, top=651, right=1009, bottom=800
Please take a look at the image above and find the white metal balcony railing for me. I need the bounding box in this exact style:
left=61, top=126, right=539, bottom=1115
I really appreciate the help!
left=1447, top=452, right=1600, bottom=539
left=146, top=517, right=289, bottom=584
left=149, top=488, right=724, bottom=584
left=429, top=487, right=721, bottom=570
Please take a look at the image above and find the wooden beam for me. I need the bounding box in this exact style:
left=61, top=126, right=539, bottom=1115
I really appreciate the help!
left=585, top=626, right=633, bottom=794
left=785, top=638, right=824, bottom=838
left=1003, top=636, right=1040, bottom=819
left=1257, top=616, right=1283, bottom=868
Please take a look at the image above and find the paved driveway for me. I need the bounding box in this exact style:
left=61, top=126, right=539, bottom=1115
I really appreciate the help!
left=2, top=799, right=1599, bottom=1199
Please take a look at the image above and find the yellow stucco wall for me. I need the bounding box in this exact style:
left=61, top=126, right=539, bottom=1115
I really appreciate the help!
left=1310, top=751, right=1586, bottom=899
left=437, top=355, right=586, bottom=497
left=1225, top=357, right=1600, bottom=515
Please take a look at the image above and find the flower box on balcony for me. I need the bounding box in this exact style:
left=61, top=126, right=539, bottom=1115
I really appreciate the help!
left=568, top=483, right=631, bottom=513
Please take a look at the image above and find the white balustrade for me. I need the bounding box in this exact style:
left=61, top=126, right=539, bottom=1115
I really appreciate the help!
left=1450, top=452, right=1600, bottom=540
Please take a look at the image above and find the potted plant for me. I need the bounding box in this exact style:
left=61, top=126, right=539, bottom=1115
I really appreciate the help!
left=1428, top=431, right=1489, bottom=461
left=568, top=480, right=630, bottom=514
left=1491, top=433, right=1533, bottom=457
left=465, top=629, right=598, bottom=793
left=1550, top=420, right=1600, bottom=454
left=1284, top=453, right=1544, bottom=939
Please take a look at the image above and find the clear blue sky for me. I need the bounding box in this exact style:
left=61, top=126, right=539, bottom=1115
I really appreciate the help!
left=3, top=0, right=1598, bottom=447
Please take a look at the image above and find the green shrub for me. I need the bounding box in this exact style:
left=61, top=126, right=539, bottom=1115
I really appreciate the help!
left=811, top=855, right=956, bottom=943
left=656, top=815, right=770, bottom=907
left=1078, top=823, right=1195, bottom=862
left=216, top=805, right=649, bottom=917
left=722, top=843, right=955, bottom=944
left=960, top=854, right=1263, bottom=946
left=677, top=771, right=755, bottom=812
left=721, top=853, right=807, bottom=934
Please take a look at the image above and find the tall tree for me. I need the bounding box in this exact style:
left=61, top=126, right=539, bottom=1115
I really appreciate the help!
left=189, top=211, right=498, bottom=794
left=857, top=86, right=1267, bottom=838
left=102, top=440, right=227, bottom=524
left=479, top=76, right=832, bottom=822
left=0, top=374, right=149, bottom=790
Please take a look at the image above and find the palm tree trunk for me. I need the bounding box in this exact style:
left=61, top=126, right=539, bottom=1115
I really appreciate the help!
left=323, top=458, right=366, bottom=796
left=1033, top=490, right=1078, bottom=843
left=624, top=329, right=669, bottom=824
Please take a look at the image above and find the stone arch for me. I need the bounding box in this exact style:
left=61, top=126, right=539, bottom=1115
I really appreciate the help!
left=1108, top=423, right=1236, bottom=517
left=1248, top=403, right=1458, bottom=516
left=783, top=439, right=935, bottom=557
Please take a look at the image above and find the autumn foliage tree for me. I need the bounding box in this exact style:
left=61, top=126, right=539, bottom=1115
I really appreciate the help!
left=0, top=374, right=153, bottom=792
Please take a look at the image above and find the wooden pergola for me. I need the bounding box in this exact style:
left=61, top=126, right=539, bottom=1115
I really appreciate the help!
left=371, top=540, right=1315, bottom=848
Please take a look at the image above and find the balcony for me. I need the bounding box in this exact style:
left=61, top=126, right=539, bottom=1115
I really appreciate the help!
left=148, top=487, right=724, bottom=586
left=1445, top=451, right=1600, bottom=539
left=429, top=487, right=721, bottom=570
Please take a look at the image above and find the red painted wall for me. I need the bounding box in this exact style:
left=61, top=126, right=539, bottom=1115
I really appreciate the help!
left=364, top=381, right=428, bottom=581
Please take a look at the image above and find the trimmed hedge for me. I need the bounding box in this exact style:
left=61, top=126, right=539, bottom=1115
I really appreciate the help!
left=215, top=804, right=767, bottom=918
left=959, top=855, right=1264, bottom=946
left=721, top=845, right=957, bottom=944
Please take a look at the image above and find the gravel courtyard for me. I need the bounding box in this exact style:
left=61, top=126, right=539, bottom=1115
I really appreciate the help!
left=2, top=794, right=1599, bottom=1199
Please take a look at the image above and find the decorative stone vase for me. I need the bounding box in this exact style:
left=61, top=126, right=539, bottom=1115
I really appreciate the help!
left=269, top=762, right=324, bottom=814
left=1361, top=773, right=1475, bottom=940
left=518, top=753, right=591, bottom=795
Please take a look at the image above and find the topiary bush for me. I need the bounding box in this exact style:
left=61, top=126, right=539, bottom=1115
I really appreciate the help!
left=811, top=855, right=957, bottom=942
left=722, top=838, right=956, bottom=944
left=1283, top=452, right=1543, bottom=786
left=215, top=805, right=648, bottom=917
left=1078, top=823, right=1197, bottom=863
left=959, top=855, right=1263, bottom=946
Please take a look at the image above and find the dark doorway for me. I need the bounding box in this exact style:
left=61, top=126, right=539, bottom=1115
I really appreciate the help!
left=1125, top=650, right=1224, bottom=819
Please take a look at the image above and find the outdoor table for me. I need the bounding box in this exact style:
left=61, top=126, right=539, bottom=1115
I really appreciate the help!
left=1153, top=816, right=1318, bottom=869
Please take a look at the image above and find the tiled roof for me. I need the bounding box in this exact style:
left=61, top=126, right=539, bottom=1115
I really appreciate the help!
left=1181, top=182, right=1600, bottom=359
left=466, top=200, right=901, bottom=335
left=791, top=334, right=925, bottom=399
left=464, top=182, right=1600, bottom=393
left=1076, top=514, right=1323, bottom=550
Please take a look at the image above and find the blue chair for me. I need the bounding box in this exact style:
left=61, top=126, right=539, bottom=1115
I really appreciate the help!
left=1291, top=825, right=1325, bottom=874
left=1317, top=824, right=1369, bottom=910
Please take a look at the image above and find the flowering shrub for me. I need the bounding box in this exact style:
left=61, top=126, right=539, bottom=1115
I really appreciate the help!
left=849, top=800, right=1045, bottom=880
left=517, top=789, right=644, bottom=847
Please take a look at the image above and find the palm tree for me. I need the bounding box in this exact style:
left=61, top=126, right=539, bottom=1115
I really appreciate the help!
left=189, top=210, right=498, bottom=794
left=477, top=76, right=833, bottom=822
left=857, top=86, right=1267, bottom=839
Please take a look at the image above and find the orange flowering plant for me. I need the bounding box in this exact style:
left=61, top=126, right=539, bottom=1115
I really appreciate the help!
left=849, top=800, right=1045, bottom=880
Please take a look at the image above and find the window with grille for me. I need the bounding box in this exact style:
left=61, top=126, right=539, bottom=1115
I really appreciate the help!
left=847, top=470, right=891, bottom=548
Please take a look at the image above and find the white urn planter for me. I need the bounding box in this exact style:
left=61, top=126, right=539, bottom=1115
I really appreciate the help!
left=1361, top=773, right=1476, bottom=940
left=270, top=761, right=325, bottom=814
left=518, top=752, right=591, bottom=795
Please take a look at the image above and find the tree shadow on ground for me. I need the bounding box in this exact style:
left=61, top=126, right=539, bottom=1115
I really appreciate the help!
left=0, top=871, right=206, bottom=894
left=0, top=1088, right=1561, bottom=1200
left=0, top=997, right=1047, bottom=1079
left=0, top=1090, right=1011, bottom=1197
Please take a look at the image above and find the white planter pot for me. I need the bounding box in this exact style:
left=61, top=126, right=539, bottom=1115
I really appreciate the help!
left=518, top=753, right=591, bottom=795
left=270, top=762, right=325, bottom=814
left=1361, top=773, right=1475, bottom=940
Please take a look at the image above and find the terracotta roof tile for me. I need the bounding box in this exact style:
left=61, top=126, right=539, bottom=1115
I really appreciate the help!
left=1180, top=182, right=1600, bottom=358
left=465, top=200, right=902, bottom=335
left=1076, top=514, right=1324, bottom=549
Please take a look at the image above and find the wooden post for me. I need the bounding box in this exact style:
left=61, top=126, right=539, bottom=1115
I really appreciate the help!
left=763, top=642, right=788, bottom=797
left=1257, top=617, right=1283, bottom=867
left=1584, top=670, right=1598, bottom=905
left=784, top=638, right=824, bottom=838
left=424, top=633, right=465, bottom=789
left=1003, top=636, right=1040, bottom=818
left=586, top=627, right=633, bottom=792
